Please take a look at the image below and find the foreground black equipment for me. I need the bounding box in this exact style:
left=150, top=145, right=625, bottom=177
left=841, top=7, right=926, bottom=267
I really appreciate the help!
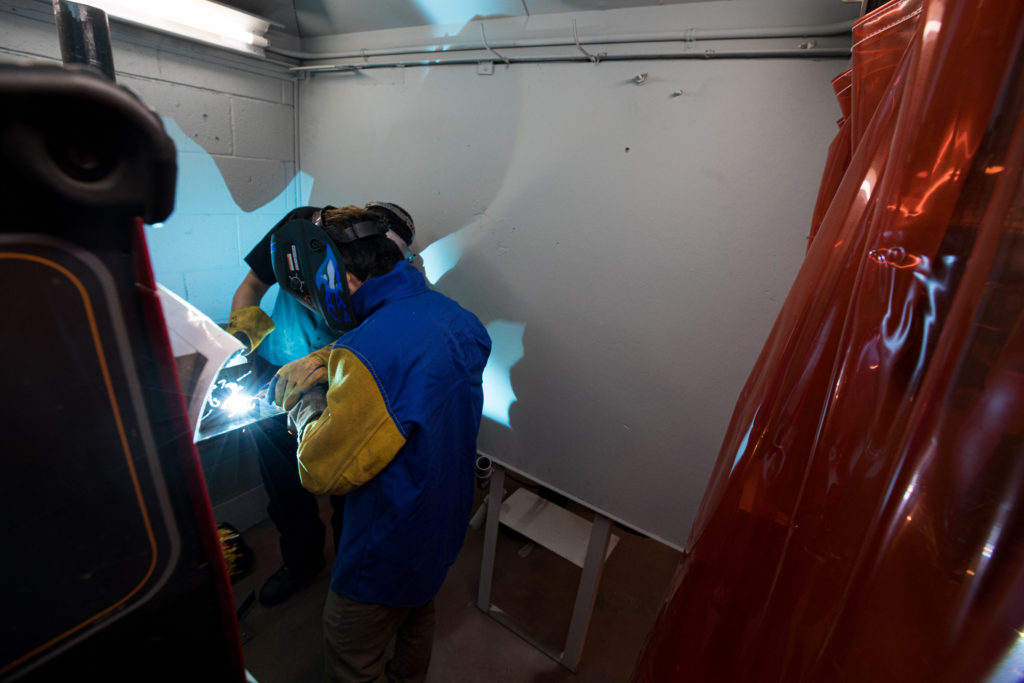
left=0, top=63, right=246, bottom=682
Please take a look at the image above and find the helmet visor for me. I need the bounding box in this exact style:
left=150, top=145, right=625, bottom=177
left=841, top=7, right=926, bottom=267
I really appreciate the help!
left=270, top=217, right=359, bottom=334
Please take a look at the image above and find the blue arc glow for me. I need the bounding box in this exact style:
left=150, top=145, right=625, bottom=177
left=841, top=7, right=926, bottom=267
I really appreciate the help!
left=481, top=319, right=524, bottom=427
left=146, top=117, right=313, bottom=321
left=412, top=0, right=510, bottom=25
left=419, top=228, right=467, bottom=284
left=729, top=408, right=760, bottom=477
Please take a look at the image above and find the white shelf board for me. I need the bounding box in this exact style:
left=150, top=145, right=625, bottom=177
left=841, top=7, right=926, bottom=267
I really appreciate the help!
left=499, top=488, right=619, bottom=568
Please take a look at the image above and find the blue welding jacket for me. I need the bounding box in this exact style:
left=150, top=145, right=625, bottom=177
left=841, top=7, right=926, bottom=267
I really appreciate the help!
left=322, top=260, right=491, bottom=606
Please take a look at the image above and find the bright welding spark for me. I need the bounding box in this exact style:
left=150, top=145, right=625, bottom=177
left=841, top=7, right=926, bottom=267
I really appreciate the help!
left=218, top=381, right=256, bottom=416
left=222, top=391, right=256, bottom=415
left=902, top=473, right=922, bottom=502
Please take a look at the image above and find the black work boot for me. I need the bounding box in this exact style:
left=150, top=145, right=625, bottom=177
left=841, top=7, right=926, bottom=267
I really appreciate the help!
left=258, top=558, right=326, bottom=606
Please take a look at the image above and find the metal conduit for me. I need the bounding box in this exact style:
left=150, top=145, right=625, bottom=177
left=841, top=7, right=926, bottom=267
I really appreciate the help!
left=268, top=18, right=854, bottom=62
left=52, top=0, right=117, bottom=81
left=290, top=47, right=852, bottom=74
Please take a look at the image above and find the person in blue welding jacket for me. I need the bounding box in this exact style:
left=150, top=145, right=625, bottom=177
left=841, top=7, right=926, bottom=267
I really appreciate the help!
left=226, top=201, right=416, bottom=607
left=272, top=206, right=491, bottom=682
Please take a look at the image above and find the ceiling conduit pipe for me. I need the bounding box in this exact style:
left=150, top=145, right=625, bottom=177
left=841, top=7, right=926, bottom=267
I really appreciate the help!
left=267, top=18, right=855, bottom=62
left=289, top=47, right=852, bottom=74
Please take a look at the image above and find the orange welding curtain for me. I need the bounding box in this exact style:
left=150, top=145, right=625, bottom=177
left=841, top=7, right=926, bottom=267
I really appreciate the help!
left=631, top=0, right=1024, bottom=681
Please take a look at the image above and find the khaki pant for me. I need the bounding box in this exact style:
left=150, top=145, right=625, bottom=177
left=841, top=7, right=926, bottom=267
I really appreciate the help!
left=322, top=590, right=435, bottom=683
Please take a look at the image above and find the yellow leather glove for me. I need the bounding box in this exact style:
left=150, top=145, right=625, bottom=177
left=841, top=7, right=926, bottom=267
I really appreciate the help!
left=271, top=344, right=334, bottom=411
left=225, top=306, right=275, bottom=355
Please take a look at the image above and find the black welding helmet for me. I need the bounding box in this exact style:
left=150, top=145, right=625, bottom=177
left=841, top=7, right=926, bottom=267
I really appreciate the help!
left=270, top=206, right=386, bottom=334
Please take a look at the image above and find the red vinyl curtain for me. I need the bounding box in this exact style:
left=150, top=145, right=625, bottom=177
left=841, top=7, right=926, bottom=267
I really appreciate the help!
left=631, top=0, right=1024, bottom=681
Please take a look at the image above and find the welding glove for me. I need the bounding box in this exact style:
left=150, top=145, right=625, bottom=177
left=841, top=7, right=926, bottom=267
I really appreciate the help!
left=225, top=306, right=275, bottom=355
left=271, top=343, right=334, bottom=411
left=287, top=385, right=327, bottom=441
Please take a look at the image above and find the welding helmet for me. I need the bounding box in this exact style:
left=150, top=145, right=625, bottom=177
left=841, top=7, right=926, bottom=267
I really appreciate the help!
left=270, top=206, right=389, bottom=334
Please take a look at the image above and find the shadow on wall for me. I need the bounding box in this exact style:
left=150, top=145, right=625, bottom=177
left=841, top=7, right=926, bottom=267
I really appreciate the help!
left=143, top=117, right=313, bottom=323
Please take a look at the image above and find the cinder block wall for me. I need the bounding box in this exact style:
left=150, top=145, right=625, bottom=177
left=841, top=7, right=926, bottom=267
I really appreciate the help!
left=0, top=0, right=303, bottom=322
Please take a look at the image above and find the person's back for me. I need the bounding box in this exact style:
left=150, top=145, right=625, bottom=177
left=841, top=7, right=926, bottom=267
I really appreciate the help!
left=271, top=206, right=490, bottom=682
left=311, top=260, right=490, bottom=605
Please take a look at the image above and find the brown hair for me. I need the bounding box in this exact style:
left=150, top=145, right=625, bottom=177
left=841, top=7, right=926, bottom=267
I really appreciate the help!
left=320, top=205, right=404, bottom=281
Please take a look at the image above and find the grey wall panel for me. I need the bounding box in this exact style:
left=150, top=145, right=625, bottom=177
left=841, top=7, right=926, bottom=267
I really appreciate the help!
left=298, top=57, right=845, bottom=547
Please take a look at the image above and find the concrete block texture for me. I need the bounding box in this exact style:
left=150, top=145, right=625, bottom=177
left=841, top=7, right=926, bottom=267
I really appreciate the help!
left=1, top=0, right=300, bottom=327
left=0, top=2, right=290, bottom=101
left=149, top=213, right=242, bottom=274
left=0, top=4, right=60, bottom=60
left=237, top=211, right=280, bottom=267
left=232, top=96, right=296, bottom=161
left=122, top=76, right=234, bottom=155
left=185, top=266, right=251, bottom=323
left=213, top=156, right=296, bottom=213
left=157, top=47, right=286, bottom=103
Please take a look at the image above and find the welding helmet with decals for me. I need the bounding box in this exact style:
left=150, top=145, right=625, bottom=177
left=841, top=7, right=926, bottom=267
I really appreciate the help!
left=270, top=206, right=389, bottom=334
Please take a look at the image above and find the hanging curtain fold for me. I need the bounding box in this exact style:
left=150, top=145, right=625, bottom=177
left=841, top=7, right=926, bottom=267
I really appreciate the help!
left=631, top=0, right=1024, bottom=680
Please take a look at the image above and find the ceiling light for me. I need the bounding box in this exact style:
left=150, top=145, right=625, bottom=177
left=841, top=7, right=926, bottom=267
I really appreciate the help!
left=79, top=0, right=272, bottom=56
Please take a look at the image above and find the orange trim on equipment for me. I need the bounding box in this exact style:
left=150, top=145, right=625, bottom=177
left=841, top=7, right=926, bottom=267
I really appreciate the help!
left=0, top=252, right=160, bottom=675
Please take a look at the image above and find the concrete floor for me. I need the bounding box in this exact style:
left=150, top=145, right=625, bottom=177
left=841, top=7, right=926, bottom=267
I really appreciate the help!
left=231, top=482, right=682, bottom=683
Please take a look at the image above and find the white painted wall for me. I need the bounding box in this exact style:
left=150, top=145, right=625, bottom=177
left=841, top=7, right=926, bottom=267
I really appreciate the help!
left=297, top=33, right=849, bottom=547
left=0, top=0, right=303, bottom=322
left=1, top=0, right=854, bottom=547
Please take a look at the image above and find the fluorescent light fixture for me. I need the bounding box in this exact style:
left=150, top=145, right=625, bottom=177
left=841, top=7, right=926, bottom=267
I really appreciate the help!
left=80, top=0, right=272, bottom=56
